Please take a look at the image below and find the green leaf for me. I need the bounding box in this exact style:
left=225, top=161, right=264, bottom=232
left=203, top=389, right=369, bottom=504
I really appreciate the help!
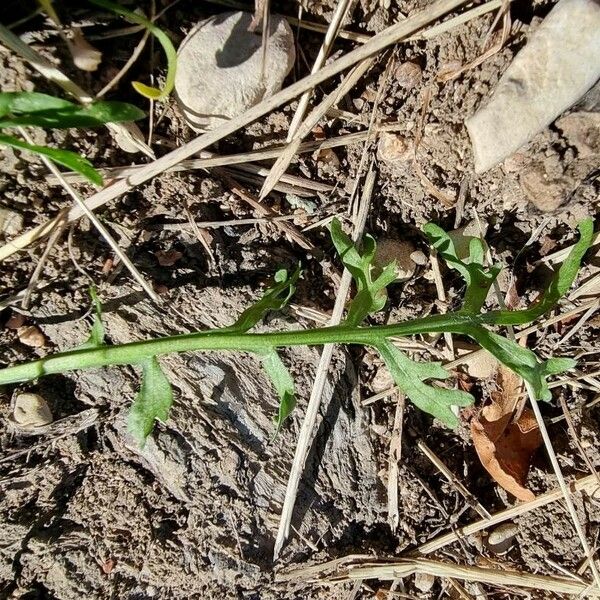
left=377, top=340, right=473, bottom=428
left=76, top=287, right=105, bottom=349
left=90, top=0, right=177, bottom=101
left=464, top=325, right=575, bottom=401
left=226, top=266, right=300, bottom=333
left=0, top=133, right=103, bottom=185
left=330, top=218, right=398, bottom=326
left=261, top=349, right=295, bottom=434
left=128, top=356, right=173, bottom=446
left=0, top=92, right=145, bottom=128
left=485, top=218, right=595, bottom=326
left=423, top=222, right=500, bottom=314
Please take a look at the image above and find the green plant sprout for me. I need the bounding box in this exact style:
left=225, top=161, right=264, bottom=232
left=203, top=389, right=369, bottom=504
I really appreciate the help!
left=0, top=218, right=593, bottom=445
left=90, top=0, right=177, bottom=101
left=0, top=92, right=144, bottom=185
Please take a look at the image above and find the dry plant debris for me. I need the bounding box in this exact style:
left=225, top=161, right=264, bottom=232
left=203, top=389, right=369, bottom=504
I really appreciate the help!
left=471, top=365, right=542, bottom=501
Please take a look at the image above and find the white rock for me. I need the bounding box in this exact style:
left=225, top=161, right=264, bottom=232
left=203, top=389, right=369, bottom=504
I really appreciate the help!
left=487, top=522, right=518, bottom=554
left=466, top=0, right=600, bottom=173
left=175, top=11, right=295, bottom=131
left=13, top=393, right=53, bottom=429
left=414, top=572, right=435, bottom=592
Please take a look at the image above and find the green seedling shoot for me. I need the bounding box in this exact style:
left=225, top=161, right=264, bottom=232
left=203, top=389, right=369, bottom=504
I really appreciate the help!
left=90, top=0, right=177, bottom=101
left=0, top=92, right=145, bottom=185
left=0, top=218, right=593, bottom=446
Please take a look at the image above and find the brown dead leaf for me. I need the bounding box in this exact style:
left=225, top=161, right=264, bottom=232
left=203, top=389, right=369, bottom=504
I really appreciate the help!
left=471, top=366, right=542, bottom=501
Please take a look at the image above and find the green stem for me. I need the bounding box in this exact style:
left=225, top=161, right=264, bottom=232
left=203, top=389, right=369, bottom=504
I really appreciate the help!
left=1, top=312, right=486, bottom=385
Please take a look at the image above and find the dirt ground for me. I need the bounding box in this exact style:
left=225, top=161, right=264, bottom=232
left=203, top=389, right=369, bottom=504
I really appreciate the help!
left=0, top=0, right=599, bottom=598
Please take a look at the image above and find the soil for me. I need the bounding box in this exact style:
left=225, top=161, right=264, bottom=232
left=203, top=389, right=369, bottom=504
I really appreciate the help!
left=0, top=0, right=599, bottom=598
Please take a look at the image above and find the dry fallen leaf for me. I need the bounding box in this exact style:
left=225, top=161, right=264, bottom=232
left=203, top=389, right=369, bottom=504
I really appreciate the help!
left=471, top=365, right=542, bottom=501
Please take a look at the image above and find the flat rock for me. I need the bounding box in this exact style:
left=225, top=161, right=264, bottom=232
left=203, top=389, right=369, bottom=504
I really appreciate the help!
left=466, top=0, right=600, bottom=173
left=175, top=11, right=295, bottom=131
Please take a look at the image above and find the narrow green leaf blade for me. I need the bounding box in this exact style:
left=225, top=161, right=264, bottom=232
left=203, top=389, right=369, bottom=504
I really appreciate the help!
left=91, top=0, right=177, bottom=101
left=128, top=356, right=173, bottom=446
left=0, top=134, right=102, bottom=185
left=377, top=340, right=473, bottom=428
left=0, top=94, right=145, bottom=128
left=0, top=91, right=73, bottom=117
left=227, top=266, right=300, bottom=333
left=261, top=350, right=295, bottom=433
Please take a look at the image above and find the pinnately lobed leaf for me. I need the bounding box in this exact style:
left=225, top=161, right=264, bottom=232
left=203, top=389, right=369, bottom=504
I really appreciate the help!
left=377, top=340, right=473, bottom=428
left=128, top=356, right=173, bottom=446
left=0, top=133, right=103, bottom=186
left=423, top=222, right=500, bottom=314
left=227, top=267, right=300, bottom=333
left=90, top=0, right=177, bottom=101
left=330, top=218, right=398, bottom=326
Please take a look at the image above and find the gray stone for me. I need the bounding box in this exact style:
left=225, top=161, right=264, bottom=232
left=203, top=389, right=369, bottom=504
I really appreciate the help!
left=175, top=11, right=295, bottom=131
left=466, top=0, right=600, bottom=173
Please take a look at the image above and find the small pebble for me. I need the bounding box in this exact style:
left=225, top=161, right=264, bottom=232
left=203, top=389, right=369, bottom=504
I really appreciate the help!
left=374, top=238, right=417, bottom=282
left=487, top=522, right=518, bottom=554
left=5, top=313, right=26, bottom=330
left=464, top=352, right=498, bottom=380
left=17, top=325, right=46, bottom=348
left=12, top=393, right=53, bottom=429
left=395, top=61, right=422, bottom=89
left=377, top=132, right=413, bottom=164
left=0, top=207, right=24, bottom=237
left=414, top=572, right=435, bottom=592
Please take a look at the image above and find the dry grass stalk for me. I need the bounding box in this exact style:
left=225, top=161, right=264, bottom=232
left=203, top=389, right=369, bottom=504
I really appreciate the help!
left=286, top=0, right=355, bottom=141
left=18, top=128, right=160, bottom=303
left=388, top=395, right=405, bottom=531
left=417, top=439, right=491, bottom=519
left=259, top=58, right=374, bottom=200
left=338, top=558, right=600, bottom=596
left=214, top=168, right=316, bottom=252
left=0, top=0, right=473, bottom=263
left=273, top=161, right=377, bottom=560
left=417, top=473, right=599, bottom=554
left=44, top=131, right=372, bottom=186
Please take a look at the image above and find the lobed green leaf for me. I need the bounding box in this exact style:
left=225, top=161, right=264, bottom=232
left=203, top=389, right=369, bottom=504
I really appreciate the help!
left=423, top=222, right=500, bottom=314
left=377, top=340, right=473, bottom=428
left=330, top=218, right=397, bottom=326
left=0, top=133, right=103, bottom=185
left=128, top=356, right=173, bottom=446
left=463, top=325, right=575, bottom=402
left=227, top=266, right=300, bottom=333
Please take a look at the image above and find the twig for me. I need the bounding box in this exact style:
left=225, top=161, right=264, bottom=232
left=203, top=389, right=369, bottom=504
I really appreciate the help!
left=388, top=394, right=405, bottom=531
left=417, top=439, right=491, bottom=519
left=286, top=0, right=355, bottom=141
left=273, top=161, right=377, bottom=560
left=18, top=128, right=160, bottom=303
left=260, top=58, right=374, bottom=200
